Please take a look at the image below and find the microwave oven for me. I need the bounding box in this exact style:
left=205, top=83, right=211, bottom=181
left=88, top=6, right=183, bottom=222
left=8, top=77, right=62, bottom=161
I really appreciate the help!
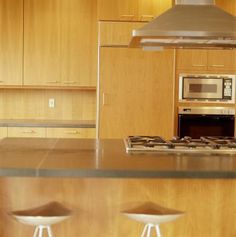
left=179, top=74, right=235, bottom=103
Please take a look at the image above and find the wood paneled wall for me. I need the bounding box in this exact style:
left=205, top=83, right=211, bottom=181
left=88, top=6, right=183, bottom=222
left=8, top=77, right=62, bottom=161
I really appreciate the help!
left=0, top=90, right=96, bottom=120
left=0, top=178, right=236, bottom=237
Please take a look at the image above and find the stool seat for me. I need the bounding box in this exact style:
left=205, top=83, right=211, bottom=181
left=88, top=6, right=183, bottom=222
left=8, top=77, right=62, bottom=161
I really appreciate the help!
left=122, top=202, right=184, bottom=237
left=10, top=202, right=72, bottom=237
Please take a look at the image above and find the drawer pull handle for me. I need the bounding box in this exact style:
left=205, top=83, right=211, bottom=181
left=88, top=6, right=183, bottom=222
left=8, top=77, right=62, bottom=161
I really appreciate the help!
left=63, top=81, right=76, bottom=84
left=22, top=130, right=35, bottom=134
left=120, top=14, right=135, bottom=19
left=140, top=15, right=154, bottom=20
left=210, top=64, right=225, bottom=67
left=64, top=131, right=79, bottom=134
left=192, top=64, right=206, bottom=67
left=46, top=81, right=60, bottom=84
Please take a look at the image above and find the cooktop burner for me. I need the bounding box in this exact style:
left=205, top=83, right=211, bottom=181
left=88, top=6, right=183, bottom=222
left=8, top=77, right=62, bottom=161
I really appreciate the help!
left=124, top=136, right=236, bottom=154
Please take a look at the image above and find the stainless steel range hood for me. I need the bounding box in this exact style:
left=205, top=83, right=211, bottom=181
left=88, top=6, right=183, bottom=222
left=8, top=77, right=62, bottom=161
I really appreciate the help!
left=130, top=0, right=236, bottom=49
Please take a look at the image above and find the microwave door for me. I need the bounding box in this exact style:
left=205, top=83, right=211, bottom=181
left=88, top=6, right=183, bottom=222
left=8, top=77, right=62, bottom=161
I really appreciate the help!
left=183, top=78, right=223, bottom=100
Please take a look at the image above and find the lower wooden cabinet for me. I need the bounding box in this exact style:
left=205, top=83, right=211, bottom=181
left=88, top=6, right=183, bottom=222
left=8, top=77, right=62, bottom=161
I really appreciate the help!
left=7, top=127, right=46, bottom=138
left=2, top=126, right=96, bottom=138
left=0, top=127, right=7, bottom=138
left=46, top=128, right=96, bottom=138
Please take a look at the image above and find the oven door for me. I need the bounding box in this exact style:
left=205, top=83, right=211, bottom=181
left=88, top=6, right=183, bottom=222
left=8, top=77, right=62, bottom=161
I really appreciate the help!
left=178, top=114, right=235, bottom=138
left=183, top=78, right=223, bottom=100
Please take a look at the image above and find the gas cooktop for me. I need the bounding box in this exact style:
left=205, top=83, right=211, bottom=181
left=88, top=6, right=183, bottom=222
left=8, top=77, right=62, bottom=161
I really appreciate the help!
left=124, top=136, right=236, bottom=154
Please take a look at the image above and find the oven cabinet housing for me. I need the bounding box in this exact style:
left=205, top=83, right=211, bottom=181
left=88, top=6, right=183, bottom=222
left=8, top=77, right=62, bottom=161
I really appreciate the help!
left=178, top=114, right=235, bottom=139
left=98, top=47, right=175, bottom=138
left=176, top=49, right=236, bottom=72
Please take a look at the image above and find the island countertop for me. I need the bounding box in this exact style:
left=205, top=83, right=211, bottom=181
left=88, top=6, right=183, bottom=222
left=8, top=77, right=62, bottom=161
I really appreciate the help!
left=0, top=138, right=236, bottom=178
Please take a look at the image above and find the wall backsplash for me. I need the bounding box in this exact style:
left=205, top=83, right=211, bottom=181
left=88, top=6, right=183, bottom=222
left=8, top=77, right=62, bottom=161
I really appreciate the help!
left=0, top=89, right=96, bottom=120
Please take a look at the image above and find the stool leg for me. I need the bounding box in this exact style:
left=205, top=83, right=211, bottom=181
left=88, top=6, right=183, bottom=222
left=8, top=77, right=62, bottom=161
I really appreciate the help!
left=33, top=226, right=39, bottom=237
left=146, top=224, right=152, bottom=237
left=155, top=225, right=162, bottom=237
left=141, top=224, right=149, bottom=237
left=38, top=226, right=44, bottom=237
left=46, top=226, right=53, bottom=237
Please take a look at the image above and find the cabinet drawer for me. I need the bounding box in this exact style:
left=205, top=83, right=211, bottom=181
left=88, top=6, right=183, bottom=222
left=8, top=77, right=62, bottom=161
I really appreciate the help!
left=46, top=128, right=96, bottom=138
left=8, top=127, right=46, bottom=138
left=0, top=127, right=7, bottom=138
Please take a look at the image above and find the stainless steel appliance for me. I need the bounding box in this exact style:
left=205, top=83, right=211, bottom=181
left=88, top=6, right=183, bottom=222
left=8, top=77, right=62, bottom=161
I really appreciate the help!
left=179, top=74, right=235, bottom=103
left=178, top=107, right=235, bottom=139
left=129, top=0, right=236, bottom=49
left=124, top=136, right=236, bottom=154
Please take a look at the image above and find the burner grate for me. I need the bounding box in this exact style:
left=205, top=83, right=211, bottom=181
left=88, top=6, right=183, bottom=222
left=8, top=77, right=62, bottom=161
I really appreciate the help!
left=125, top=136, right=236, bottom=153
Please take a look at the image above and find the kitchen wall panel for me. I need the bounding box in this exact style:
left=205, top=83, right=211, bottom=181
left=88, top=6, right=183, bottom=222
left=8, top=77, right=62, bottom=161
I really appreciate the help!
left=0, top=90, right=96, bottom=120
left=99, top=48, right=175, bottom=139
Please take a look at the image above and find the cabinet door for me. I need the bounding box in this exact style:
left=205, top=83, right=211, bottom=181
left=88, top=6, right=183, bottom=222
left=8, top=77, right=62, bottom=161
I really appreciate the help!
left=0, top=0, right=23, bottom=85
left=138, top=0, right=172, bottom=21
left=60, top=0, right=97, bottom=87
left=24, top=0, right=61, bottom=86
left=8, top=127, right=46, bottom=138
left=46, top=128, right=96, bottom=138
left=207, top=50, right=236, bottom=71
left=0, top=127, right=7, bottom=138
left=98, top=0, right=139, bottom=21
left=99, top=48, right=175, bottom=138
left=99, top=22, right=145, bottom=46
left=215, top=0, right=236, bottom=16
left=176, top=49, right=208, bottom=71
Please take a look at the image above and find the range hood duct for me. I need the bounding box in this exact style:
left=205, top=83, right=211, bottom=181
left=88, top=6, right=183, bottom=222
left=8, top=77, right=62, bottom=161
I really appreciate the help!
left=130, top=0, right=236, bottom=49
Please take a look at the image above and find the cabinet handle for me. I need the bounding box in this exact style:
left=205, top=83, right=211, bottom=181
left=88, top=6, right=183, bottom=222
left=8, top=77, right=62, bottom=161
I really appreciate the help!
left=210, top=64, right=225, bottom=67
left=22, top=130, right=35, bottom=134
left=46, top=81, right=60, bottom=84
left=192, top=64, right=206, bottom=67
left=140, top=15, right=154, bottom=21
left=64, top=130, right=79, bottom=134
left=0, top=81, right=4, bottom=83
left=120, top=14, right=135, bottom=20
left=102, top=93, right=110, bottom=106
left=63, top=81, right=76, bottom=84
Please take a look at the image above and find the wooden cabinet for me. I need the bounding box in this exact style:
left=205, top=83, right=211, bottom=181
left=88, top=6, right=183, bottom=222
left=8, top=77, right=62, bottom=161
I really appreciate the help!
left=215, top=0, right=236, bottom=16
left=24, top=0, right=97, bottom=87
left=8, top=127, right=46, bottom=138
left=176, top=49, right=236, bottom=72
left=0, top=0, right=23, bottom=86
left=46, top=128, right=96, bottom=138
left=97, top=0, right=172, bottom=21
left=99, top=22, right=145, bottom=46
left=99, top=47, right=175, bottom=139
left=0, top=127, right=7, bottom=138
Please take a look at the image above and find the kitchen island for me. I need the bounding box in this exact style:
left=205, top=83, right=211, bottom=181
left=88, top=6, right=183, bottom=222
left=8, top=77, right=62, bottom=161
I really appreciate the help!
left=0, top=138, right=236, bottom=237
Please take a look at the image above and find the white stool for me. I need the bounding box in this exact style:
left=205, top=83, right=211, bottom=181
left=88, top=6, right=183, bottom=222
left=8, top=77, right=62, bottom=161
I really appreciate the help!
left=10, top=202, right=72, bottom=237
left=122, top=202, right=184, bottom=237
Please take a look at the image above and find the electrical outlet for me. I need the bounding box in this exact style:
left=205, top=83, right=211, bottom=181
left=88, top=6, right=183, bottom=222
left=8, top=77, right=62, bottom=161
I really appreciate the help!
left=49, top=98, right=55, bottom=108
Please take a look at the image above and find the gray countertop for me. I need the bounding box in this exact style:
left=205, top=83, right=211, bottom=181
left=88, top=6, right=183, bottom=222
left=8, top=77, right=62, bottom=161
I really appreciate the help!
left=0, top=138, right=236, bottom=178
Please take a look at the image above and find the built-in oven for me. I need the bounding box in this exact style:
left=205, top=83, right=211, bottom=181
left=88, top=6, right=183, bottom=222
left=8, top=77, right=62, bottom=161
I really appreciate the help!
left=179, top=74, right=235, bottom=103
left=178, top=107, right=235, bottom=138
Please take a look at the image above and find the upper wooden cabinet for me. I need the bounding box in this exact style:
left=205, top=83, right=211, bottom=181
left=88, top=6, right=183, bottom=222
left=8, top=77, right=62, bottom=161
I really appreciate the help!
left=0, top=0, right=23, bottom=86
left=99, top=22, right=145, bottom=46
left=97, top=0, right=172, bottom=21
left=176, top=49, right=236, bottom=72
left=99, top=48, right=175, bottom=139
left=24, top=0, right=97, bottom=87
